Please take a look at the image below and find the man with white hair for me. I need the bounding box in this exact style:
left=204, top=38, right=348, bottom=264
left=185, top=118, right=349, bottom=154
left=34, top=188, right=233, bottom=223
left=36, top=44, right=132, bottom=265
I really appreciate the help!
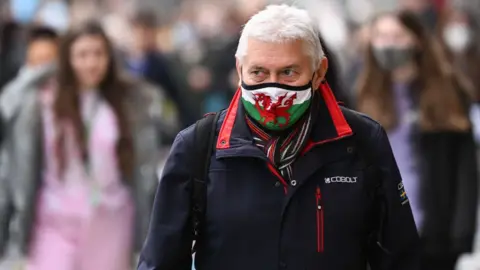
left=138, top=5, right=419, bottom=270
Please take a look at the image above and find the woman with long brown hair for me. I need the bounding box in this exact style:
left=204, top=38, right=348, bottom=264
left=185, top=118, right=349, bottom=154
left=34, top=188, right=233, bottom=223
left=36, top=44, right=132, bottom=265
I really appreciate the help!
left=439, top=7, right=480, bottom=95
left=0, top=21, right=170, bottom=270
left=438, top=6, right=480, bottom=145
left=356, top=11, right=477, bottom=270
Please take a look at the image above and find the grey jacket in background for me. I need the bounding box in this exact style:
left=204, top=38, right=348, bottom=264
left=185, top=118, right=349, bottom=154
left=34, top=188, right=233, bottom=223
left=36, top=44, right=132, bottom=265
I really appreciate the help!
left=0, top=64, right=179, bottom=258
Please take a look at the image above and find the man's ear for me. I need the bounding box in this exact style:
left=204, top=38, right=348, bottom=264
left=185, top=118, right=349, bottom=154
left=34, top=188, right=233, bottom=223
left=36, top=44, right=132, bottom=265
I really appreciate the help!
left=313, top=57, right=328, bottom=90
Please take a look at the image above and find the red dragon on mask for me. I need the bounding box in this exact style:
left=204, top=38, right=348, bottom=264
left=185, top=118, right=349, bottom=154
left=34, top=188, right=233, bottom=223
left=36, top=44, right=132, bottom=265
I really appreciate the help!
left=253, top=93, right=297, bottom=127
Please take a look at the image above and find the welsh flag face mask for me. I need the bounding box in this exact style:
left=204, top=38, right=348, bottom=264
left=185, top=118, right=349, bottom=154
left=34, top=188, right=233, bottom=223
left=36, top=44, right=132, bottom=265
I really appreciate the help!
left=241, top=80, right=313, bottom=131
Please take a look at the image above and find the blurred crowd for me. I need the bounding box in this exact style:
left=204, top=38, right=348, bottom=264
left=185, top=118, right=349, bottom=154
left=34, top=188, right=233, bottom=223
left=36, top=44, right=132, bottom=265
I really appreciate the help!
left=2, top=0, right=480, bottom=269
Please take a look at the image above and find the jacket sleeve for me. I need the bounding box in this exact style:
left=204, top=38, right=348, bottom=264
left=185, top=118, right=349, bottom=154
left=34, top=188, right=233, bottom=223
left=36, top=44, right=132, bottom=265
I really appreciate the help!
left=367, top=124, right=420, bottom=270
left=137, top=131, right=194, bottom=270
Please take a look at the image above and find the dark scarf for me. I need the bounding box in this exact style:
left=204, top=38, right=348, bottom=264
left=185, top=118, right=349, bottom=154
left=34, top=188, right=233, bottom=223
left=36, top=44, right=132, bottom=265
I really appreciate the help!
left=246, top=92, right=318, bottom=181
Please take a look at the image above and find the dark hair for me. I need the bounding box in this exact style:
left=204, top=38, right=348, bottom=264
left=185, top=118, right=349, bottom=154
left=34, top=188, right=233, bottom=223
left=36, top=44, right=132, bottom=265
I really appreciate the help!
left=27, top=25, right=58, bottom=44
left=131, top=8, right=158, bottom=28
left=356, top=10, right=471, bottom=131
left=55, top=20, right=134, bottom=179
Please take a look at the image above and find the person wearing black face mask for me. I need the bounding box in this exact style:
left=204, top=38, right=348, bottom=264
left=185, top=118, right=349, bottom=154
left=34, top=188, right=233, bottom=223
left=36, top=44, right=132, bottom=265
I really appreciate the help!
left=356, top=11, right=477, bottom=270
left=371, top=46, right=417, bottom=71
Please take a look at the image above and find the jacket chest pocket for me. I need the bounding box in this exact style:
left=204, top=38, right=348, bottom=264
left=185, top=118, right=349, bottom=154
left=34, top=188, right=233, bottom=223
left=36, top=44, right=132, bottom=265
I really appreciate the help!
left=321, top=166, right=370, bottom=219
left=312, top=161, right=376, bottom=254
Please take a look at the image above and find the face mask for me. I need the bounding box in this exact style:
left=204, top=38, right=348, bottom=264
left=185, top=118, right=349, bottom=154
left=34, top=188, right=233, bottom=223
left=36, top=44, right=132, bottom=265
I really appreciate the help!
left=241, top=80, right=312, bottom=131
left=443, top=24, right=472, bottom=53
left=372, top=47, right=415, bottom=71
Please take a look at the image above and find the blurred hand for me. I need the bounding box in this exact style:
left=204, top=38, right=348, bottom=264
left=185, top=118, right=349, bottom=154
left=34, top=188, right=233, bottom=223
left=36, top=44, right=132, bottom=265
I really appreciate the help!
left=188, top=66, right=212, bottom=92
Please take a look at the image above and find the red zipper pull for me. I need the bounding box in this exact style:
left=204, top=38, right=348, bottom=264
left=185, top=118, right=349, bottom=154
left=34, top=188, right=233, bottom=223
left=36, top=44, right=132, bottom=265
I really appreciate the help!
left=316, top=187, right=322, bottom=210
left=315, top=186, right=324, bottom=252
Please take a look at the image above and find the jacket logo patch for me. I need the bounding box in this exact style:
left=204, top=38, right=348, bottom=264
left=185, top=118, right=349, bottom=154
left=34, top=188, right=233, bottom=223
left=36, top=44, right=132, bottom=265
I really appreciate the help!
left=398, top=182, right=409, bottom=205
left=324, top=176, right=357, bottom=184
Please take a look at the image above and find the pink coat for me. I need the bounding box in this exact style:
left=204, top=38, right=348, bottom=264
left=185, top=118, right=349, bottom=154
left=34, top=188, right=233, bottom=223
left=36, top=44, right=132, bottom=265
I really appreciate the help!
left=26, top=86, right=135, bottom=270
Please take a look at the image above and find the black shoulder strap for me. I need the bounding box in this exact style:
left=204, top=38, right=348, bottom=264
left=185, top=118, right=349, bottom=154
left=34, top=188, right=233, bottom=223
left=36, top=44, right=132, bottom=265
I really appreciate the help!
left=191, top=112, right=219, bottom=252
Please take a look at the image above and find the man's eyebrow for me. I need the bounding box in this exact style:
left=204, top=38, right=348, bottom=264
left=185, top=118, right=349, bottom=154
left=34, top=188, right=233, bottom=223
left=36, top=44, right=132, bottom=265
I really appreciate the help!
left=248, top=65, right=302, bottom=70
left=281, top=64, right=301, bottom=69
left=248, top=65, right=266, bottom=70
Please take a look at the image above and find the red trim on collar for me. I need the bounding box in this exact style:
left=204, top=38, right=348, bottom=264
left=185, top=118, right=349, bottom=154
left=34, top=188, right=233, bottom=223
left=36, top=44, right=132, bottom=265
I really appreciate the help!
left=301, top=135, right=350, bottom=156
left=216, top=88, right=241, bottom=149
left=319, top=82, right=352, bottom=138
left=216, top=83, right=352, bottom=150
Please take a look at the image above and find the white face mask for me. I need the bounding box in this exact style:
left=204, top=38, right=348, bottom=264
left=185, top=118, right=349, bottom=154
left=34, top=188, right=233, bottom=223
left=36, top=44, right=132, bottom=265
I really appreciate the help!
left=443, top=24, right=472, bottom=53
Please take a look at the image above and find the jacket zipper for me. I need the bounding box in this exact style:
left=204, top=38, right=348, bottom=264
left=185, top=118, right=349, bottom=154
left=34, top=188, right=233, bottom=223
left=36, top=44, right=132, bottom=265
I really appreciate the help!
left=316, top=186, right=324, bottom=253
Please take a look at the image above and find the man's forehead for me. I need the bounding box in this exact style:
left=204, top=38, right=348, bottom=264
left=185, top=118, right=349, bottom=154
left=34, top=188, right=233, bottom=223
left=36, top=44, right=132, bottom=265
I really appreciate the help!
left=243, top=38, right=309, bottom=69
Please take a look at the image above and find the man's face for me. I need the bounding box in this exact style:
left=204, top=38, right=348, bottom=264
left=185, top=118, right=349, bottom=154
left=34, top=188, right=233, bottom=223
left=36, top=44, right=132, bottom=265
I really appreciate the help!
left=237, top=38, right=327, bottom=89
left=26, top=39, right=58, bottom=67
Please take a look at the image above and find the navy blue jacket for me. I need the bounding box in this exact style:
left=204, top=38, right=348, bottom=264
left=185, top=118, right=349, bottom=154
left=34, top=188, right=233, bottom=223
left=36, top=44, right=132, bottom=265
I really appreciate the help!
left=138, top=85, right=420, bottom=270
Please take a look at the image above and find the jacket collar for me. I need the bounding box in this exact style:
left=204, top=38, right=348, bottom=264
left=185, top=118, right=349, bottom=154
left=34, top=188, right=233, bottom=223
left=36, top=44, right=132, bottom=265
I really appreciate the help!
left=216, top=82, right=353, bottom=153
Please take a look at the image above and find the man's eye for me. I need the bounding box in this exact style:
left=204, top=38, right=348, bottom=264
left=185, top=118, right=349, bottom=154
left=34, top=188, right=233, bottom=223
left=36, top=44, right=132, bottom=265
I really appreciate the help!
left=282, top=69, right=295, bottom=76
left=251, top=70, right=264, bottom=76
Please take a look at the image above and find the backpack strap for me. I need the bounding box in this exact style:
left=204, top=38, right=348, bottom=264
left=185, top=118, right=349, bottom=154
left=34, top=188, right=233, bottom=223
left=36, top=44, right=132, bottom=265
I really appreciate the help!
left=191, top=112, right=220, bottom=253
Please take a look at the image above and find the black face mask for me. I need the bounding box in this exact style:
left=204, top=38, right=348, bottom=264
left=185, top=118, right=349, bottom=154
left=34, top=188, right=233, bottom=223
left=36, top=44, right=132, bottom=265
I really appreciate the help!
left=372, top=47, right=416, bottom=71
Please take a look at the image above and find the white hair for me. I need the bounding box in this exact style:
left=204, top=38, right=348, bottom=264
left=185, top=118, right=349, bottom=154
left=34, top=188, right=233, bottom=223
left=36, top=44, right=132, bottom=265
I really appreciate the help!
left=235, top=4, right=324, bottom=69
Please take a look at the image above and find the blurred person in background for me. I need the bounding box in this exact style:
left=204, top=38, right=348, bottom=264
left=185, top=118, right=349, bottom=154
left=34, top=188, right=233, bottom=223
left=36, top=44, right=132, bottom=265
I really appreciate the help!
left=0, top=25, right=59, bottom=148
left=190, top=3, right=241, bottom=114
left=438, top=6, right=480, bottom=145
left=0, top=21, right=168, bottom=270
left=356, top=11, right=477, bottom=270
left=168, top=1, right=240, bottom=119
left=124, top=8, right=193, bottom=129
left=1, top=0, right=47, bottom=89
left=173, top=0, right=263, bottom=118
